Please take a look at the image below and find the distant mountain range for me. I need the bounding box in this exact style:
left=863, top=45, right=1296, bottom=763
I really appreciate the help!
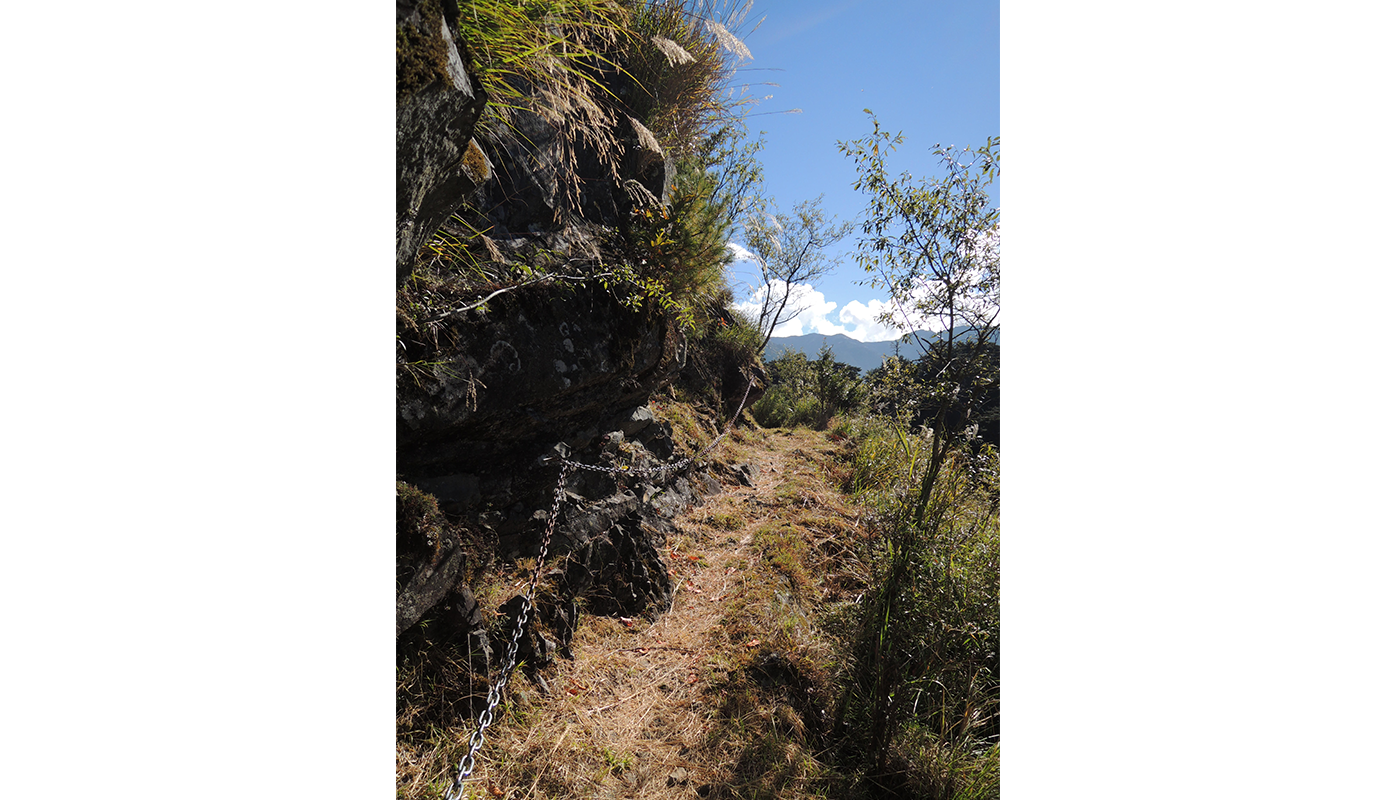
left=764, top=327, right=1000, bottom=372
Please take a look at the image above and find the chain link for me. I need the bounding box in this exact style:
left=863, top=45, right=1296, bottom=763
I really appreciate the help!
left=442, top=378, right=753, bottom=798
left=561, top=378, right=753, bottom=477
left=444, top=463, right=573, bottom=800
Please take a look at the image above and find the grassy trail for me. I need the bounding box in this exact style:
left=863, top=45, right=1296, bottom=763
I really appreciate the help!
left=420, top=424, right=865, bottom=800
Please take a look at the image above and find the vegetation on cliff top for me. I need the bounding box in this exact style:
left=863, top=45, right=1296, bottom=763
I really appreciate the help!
left=399, top=0, right=771, bottom=383
left=456, top=0, right=761, bottom=176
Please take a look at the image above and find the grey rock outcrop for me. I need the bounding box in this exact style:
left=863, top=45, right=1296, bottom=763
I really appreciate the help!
left=396, top=0, right=489, bottom=283
left=398, top=281, right=684, bottom=478
left=622, top=116, right=673, bottom=210
left=396, top=529, right=463, bottom=638
left=396, top=483, right=466, bottom=637
left=562, top=511, right=673, bottom=617
left=469, top=109, right=674, bottom=247
left=437, top=584, right=492, bottom=662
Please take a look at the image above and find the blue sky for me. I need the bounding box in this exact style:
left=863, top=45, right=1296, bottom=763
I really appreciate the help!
left=722, top=0, right=1000, bottom=342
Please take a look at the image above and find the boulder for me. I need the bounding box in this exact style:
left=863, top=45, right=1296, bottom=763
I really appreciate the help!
left=436, top=584, right=492, bottom=662
left=558, top=511, right=673, bottom=619
left=396, top=482, right=465, bottom=637
left=616, top=405, right=655, bottom=436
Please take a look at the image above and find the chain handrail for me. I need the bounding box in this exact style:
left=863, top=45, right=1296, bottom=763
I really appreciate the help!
left=442, top=379, right=754, bottom=800
left=559, top=378, right=753, bottom=476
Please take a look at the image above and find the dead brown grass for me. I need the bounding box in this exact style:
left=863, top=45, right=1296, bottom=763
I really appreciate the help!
left=397, top=425, right=870, bottom=800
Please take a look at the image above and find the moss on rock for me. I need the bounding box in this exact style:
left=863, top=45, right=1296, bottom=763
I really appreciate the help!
left=461, top=137, right=491, bottom=185
left=396, top=0, right=452, bottom=102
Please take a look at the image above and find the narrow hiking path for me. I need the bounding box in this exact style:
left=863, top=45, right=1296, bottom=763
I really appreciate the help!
left=446, top=423, right=868, bottom=800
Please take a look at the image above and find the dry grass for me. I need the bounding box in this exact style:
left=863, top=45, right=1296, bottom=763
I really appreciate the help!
left=451, top=0, right=760, bottom=228
left=397, top=425, right=871, bottom=799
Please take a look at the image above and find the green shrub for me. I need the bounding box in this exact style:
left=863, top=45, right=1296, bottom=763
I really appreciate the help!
left=615, top=122, right=765, bottom=336
left=751, top=345, right=864, bottom=429
left=749, top=388, right=794, bottom=428
left=833, top=416, right=1000, bottom=797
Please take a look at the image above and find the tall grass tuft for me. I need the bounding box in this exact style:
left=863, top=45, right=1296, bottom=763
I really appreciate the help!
left=456, top=0, right=632, bottom=221
left=831, top=413, right=1000, bottom=799
left=710, top=305, right=763, bottom=363
left=622, top=0, right=759, bottom=159
left=650, top=34, right=695, bottom=66
left=454, top=0, right=759, bottom=223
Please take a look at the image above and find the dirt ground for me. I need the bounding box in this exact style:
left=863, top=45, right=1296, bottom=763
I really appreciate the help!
left=406, top=424, right=863, bottom=800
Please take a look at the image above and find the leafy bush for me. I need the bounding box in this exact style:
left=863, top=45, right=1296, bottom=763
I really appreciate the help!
left=612, top=120, right=766, bottom=336
left=862, top=355, right=921, bottom=424
left=749, top=349, right=807, bottom=427
left=859, top=341, right=1000, bottom=451
left=751, top=346, right=864, bottom=429
left=614, top=182, right=733, bottom=328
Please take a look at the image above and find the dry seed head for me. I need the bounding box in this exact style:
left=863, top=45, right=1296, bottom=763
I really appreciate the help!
left=651, top=35, right=695, bottom=66
left=627, top=116, right=662, bottom=155
left=704, top=19, right=751, bottom=61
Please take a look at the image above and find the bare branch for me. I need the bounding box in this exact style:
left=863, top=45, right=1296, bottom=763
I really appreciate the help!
left=741, top=195, right=854, bottom=349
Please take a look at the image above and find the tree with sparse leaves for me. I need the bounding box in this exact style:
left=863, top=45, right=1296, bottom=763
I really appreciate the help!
left=838, top=111, right=999, bottom=447
left=740, top=195, right=854, bottom=351
left=834, top=112, right=1001, bottom=780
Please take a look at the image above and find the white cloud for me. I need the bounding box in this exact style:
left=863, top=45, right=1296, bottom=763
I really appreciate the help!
left=726, top=242, right=758, bottom=264
left=735, top=280, right=840, bottom=337
left=837, top=298, right=909, bottom=342
left=735, top=281, right=933, bottom=343
left=727, top=234, right=998, bottom=342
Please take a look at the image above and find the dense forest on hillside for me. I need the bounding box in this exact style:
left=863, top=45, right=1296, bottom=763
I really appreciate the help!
left=763, top=327, right=1001, bottom=373
left=752, top=342, right=1000, bottom=451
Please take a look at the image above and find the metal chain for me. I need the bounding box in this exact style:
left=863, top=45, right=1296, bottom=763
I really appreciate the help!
left=442, top=378, right=753, bottom=798
left=561, top=378, right=753, bottom=477
left=444, top=463, right=574, bottom=800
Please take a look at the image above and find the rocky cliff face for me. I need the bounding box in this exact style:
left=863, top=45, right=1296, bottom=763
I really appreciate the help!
left=395, top=1, right=758, bottom=670
left=398, top=281, right=678, bottom=478
left=396, top=0, right=490, bottom=284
